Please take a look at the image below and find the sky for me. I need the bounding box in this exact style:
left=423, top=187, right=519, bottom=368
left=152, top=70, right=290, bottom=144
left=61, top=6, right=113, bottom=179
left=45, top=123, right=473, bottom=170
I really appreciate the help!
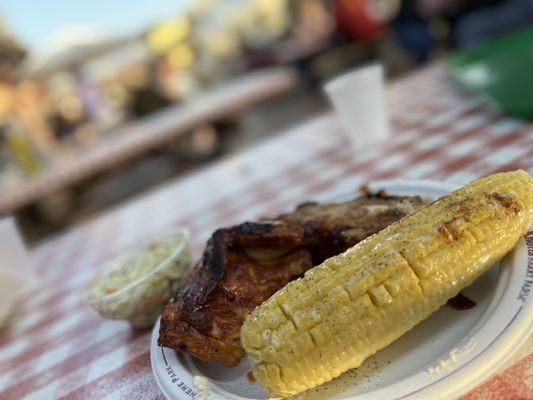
left=0, top=0, right=193, bottom=52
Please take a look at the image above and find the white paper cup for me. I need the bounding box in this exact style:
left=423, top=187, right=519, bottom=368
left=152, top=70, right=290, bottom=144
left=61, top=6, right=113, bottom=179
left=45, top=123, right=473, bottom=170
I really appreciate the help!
left=324, top=64, right=390, bottom=147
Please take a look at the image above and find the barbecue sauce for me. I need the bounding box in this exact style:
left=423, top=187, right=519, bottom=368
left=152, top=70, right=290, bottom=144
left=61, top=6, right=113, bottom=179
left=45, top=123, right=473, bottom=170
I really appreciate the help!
left=446, top=292, right=477, bottom=310
left=247, top=371, right=256, bottom=384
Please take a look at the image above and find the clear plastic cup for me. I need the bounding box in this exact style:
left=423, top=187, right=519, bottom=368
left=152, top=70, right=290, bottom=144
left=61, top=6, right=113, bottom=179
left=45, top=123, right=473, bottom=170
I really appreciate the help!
left=86, top=228, right=191, bottom=329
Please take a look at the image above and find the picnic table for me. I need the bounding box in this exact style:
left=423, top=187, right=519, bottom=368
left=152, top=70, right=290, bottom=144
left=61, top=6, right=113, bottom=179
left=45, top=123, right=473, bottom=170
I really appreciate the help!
left=0, top=62, right=532, bottom=399
left=0, top=67, right=297, bottom=215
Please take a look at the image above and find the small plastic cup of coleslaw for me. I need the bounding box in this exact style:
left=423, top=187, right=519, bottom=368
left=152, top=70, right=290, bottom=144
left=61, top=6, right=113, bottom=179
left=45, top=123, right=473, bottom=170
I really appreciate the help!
left=86, top=228, right=191, bottom=328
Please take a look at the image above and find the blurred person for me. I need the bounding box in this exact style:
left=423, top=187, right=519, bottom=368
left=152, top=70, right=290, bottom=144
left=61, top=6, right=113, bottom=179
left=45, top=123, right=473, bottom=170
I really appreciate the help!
left=48, top=109, right=78, bottom=141
left=392, top=0, right=436, bottom=63
left=418, top=0, right=533, bottom=47
left=394, top=0, right=533, bottom=62
left=242, top=0, right=334, bottom=70
left=48, top=93, right=86, bottom=140
left=125, top=63, right=171, bottom=118
left=13, top=81, right=58, bottom=155
left=292, top=0, right=335, bottom=52
left=334, top=0, right=400, bottom=40
left=155, top=58, right=198, bottom=100
left=76, top=71, right=108, bottom=128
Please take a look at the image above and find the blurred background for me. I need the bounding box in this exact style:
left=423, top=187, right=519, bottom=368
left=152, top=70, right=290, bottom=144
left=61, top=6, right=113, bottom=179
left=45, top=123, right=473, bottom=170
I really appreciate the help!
left=0, top=0, right=531, bottom=242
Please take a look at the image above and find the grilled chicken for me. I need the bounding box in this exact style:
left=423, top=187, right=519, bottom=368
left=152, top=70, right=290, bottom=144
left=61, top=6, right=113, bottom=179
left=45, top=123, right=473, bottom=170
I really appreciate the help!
left=158, top=193, right=426, bottom=366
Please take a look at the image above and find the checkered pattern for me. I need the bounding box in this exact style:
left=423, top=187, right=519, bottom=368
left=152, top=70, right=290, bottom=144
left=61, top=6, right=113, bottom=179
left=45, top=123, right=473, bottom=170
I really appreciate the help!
left=1, top=63, right=532, bottom=400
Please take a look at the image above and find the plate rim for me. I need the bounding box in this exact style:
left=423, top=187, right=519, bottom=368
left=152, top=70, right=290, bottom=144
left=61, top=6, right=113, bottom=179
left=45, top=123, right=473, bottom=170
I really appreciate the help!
left=150, top=178, right=533, bottom=400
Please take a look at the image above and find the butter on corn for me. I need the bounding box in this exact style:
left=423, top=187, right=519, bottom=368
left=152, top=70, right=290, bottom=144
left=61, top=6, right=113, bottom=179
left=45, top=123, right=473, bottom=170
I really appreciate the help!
left=241, top=170, right=533, bottom=397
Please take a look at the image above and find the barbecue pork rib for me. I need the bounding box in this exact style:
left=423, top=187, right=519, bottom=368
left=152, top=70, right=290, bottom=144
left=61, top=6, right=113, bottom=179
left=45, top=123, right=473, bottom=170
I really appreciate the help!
left=158, top=194, right=426, bottom=366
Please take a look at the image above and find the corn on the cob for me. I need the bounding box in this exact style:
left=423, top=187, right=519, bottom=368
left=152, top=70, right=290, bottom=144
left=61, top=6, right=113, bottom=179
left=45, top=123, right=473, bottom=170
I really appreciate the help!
left=241, top=170, right=533, bottom=397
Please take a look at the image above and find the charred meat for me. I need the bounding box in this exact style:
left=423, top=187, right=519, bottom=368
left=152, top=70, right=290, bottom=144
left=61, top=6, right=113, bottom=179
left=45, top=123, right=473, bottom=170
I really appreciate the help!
left=158, top=194, right=426, bottom=365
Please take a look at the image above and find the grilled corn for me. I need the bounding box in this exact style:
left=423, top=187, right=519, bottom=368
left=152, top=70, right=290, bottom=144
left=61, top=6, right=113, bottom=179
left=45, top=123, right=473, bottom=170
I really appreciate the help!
left=241, top=170, right=533, bottom=397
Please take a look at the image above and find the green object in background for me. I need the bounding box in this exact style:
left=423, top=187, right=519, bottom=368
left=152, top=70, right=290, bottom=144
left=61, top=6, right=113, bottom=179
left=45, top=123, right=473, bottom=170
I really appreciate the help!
left=446, top=25, right=533, bottom=120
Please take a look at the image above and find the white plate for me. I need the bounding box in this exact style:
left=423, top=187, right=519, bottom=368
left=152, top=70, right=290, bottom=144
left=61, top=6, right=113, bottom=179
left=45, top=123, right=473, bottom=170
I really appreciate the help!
left=151, top=180, right=533, bottom=400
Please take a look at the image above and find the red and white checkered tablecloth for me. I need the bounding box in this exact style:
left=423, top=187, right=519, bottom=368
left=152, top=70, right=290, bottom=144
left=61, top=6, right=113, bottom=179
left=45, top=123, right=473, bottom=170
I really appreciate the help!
left=1, top=63, right=532, bottom=400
